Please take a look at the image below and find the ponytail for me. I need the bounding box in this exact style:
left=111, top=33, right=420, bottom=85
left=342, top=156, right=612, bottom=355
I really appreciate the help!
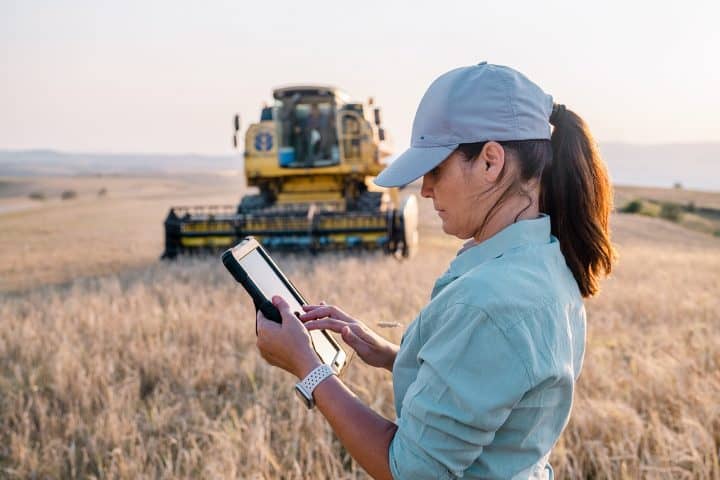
left=541, top=104, right=615, bottom=297
left=455, top=104, right=614, bottom=297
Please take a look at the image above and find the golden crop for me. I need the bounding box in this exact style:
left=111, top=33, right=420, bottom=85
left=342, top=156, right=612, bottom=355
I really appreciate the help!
left=1, top=177, right=718, bottom=479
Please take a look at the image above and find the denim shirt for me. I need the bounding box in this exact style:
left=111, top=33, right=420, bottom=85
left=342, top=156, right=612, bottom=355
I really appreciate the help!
left=389, top=216, right=586, bottom=479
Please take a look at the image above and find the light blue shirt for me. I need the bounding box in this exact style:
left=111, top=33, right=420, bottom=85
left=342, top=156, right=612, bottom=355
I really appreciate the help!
left=389, top=216, right=586, bottom=479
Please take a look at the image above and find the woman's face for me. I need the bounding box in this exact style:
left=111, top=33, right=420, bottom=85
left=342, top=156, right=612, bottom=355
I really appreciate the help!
left=420, top=150, right=493, bottom=240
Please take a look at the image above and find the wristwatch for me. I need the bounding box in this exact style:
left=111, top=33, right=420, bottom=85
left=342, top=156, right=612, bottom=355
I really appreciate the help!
left=295, top=364, right=335, bottom=409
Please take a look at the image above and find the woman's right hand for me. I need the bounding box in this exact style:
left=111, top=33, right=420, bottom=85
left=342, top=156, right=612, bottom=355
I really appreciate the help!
left=299, top=304, right=399, bottom=372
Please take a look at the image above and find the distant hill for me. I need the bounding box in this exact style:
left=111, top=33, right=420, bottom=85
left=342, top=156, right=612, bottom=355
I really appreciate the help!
left=0, top=143, right=718, bottom=191
left=600, top=142, right=719, bottom=191
left=0, top=150, right=239, bottom=176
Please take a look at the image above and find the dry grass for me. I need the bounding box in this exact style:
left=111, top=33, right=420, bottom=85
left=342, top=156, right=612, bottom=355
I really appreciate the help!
left=553, top=214, right=720, bottom=479
left=1, top=176, right=719, bottom=479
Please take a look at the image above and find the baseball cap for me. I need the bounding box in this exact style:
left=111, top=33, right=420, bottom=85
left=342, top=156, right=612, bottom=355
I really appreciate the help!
left=375, top=62, right=553, bottom=187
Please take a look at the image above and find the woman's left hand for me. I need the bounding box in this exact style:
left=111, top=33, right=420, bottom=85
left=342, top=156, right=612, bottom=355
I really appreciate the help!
left=256, top=296, right=322, bottom=379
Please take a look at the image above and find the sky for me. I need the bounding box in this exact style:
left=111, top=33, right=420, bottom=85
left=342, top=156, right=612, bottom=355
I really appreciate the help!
left=1, top=0, right=719, bottom=155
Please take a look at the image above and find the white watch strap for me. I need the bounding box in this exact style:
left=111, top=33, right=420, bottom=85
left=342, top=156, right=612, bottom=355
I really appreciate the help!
left=297, top=364, right=335, bottom=399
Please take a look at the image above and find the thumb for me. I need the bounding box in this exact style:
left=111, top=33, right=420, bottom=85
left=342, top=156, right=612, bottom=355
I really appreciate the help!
left=272, top=296, right=298, bottom=323
left=341, top=325, right=364, bottom=350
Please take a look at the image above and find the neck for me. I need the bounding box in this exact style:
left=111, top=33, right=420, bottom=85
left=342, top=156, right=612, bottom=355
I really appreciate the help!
left=473, top=189, right=540, bottom=243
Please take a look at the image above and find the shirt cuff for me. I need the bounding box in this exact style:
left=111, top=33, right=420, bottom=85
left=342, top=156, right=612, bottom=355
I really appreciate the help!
left=389, top=427, right=453, bottom=480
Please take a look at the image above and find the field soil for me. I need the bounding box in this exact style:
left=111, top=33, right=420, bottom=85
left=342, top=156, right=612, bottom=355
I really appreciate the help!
left=0, top=174, right=243, bottom=292
left=1, top=175, right=718, bottom=479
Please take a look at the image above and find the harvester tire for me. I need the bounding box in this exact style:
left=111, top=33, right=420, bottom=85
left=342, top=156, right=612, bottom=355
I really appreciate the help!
left=392, top=194, right=419, bottom=258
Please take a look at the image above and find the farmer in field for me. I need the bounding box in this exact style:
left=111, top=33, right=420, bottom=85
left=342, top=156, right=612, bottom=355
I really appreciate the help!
left=255, top=62, right=615, bottom=479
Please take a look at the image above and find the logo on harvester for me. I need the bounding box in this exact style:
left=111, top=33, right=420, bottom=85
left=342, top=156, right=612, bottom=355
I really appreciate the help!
left=254, top=132, right=273, bottom=152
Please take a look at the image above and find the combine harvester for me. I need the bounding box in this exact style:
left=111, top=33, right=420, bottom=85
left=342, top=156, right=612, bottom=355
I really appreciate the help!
left=162, top=85, right=418, bottom=258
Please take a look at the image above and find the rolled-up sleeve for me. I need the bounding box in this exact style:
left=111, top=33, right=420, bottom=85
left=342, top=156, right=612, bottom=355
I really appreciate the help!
left=389, top=303, right=532, bottom=479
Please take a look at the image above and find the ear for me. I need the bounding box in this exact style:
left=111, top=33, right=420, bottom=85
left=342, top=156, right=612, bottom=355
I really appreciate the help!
left=478, top=141, right=506, bottom=183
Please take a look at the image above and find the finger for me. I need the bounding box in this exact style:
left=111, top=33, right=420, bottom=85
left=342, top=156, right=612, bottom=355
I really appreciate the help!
left=341, top=325, right=355, bottom=343
left=272, top=296, right=309, bottom=332
left=300, top=301, right=328, bottom=314
left=304, top=318, right=351, bottom=333
left=301, top=304, right=328, bottom=313
left=341, top=326, right=369, bottom=354
left=272, top=296, right=300, bottom=324
left=272, top=295, right=291, bottom=313
left=299, top=305, right=339, bottom=321
left=351, top=325, right=377, bottom=345
left=299, top=307, right=328, bottom=320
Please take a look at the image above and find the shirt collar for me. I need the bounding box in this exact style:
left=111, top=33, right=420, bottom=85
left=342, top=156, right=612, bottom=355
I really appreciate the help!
left=435, top=215, right=552, bottom=293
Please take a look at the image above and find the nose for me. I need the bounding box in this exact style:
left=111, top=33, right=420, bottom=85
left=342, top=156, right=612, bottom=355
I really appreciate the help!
left=420, top=175, right=433, bottom=198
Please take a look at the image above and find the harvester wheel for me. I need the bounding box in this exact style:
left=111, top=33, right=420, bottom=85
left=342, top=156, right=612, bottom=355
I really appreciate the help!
left=161, top=208, right=181, bottom=260
left=393, top=194, right=419, bottom=258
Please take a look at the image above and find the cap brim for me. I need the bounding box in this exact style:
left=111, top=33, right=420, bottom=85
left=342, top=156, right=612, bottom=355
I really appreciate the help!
left=374, top=144, right=456, bottom=187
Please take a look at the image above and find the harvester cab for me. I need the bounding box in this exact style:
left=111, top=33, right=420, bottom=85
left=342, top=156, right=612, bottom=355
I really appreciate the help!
left=162, top=85, right=418, bottom=258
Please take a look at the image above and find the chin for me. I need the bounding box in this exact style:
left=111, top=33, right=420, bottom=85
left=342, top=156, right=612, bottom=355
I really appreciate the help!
left=442, top=225, right=475, bottom=241
left=441, top=224, right=462, bottom=238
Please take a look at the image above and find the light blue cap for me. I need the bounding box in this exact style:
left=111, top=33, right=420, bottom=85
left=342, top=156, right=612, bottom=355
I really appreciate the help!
left=375, top=62, right=553, bottom=187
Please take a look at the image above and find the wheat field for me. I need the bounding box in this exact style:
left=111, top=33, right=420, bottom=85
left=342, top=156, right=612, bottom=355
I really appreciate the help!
left=1, top=175, right=719, bottom=479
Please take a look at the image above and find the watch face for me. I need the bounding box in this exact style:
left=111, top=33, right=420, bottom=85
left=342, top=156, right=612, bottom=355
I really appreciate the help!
left=294, top=385, right=313, bottom=409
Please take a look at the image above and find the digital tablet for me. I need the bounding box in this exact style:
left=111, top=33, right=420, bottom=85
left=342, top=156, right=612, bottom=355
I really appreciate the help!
left=222, top=237, right=347, bottom=373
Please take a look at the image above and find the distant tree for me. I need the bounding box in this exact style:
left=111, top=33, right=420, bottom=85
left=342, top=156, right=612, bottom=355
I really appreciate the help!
left=673, top=181, right=683, bottom=189
left=621, top=199, right=643, bottom=214
left=98, top=187, right=107, bottom=197
left=660, top=202, right=683, bottom=222
left=61, top=190, right=77, bottom=200
left=28, top=191, right=46, bottom=201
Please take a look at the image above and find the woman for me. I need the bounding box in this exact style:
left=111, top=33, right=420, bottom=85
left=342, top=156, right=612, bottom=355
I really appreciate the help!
left=255, top=62, right=614, bottom=479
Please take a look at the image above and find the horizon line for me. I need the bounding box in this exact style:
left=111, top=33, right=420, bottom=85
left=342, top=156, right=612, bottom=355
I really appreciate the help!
left=2, top=140, right=720, bottom=158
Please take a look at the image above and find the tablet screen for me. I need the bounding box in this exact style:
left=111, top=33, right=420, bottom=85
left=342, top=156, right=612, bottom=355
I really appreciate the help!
left=239, top=249, right=343, bottom=368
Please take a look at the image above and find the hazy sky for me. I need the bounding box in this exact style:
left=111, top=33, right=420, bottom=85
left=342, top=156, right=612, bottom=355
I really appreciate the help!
left=2, top=0, right=719, bottom=155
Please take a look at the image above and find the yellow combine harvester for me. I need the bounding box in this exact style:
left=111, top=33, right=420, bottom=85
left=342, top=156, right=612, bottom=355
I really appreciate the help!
left=162, top=85, right=418, bottom=258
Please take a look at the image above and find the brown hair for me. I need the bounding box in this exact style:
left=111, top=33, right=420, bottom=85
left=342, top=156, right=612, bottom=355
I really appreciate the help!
left=456, top=105, right=615, bottom=297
